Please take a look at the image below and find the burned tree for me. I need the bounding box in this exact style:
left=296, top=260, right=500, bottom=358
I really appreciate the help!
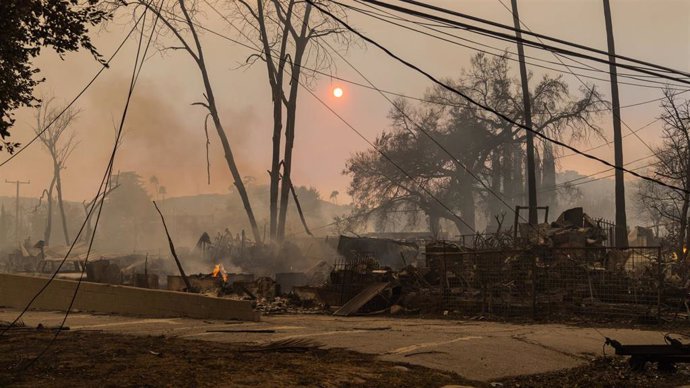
left=134, top=0, right=261, bottom=242
left=428, top=53, right=606, bottom=215
left=344, top=99, right=490, bottom=236
left=33, top=98, right=79, bottom=245
left=636, top=88, right=690, bottom=269
left=230, top=0, right=349, bottom=241
left=345, top=53, right=606, bottom=236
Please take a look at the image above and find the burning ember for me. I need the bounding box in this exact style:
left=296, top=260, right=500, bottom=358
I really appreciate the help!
left=212, top=264, right=229, bottom=282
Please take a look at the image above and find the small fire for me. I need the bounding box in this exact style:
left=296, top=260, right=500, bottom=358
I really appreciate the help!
left=212, top=264, right=229, bottom=282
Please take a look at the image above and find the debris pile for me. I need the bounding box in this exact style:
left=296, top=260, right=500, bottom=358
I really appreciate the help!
left=518, top=207, right=610, bottom=248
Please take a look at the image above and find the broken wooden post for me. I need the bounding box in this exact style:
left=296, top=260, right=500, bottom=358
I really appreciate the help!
left=153, top=201, right=192, bottom=292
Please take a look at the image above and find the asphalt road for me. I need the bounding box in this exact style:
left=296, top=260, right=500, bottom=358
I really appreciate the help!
left=0, top=309, right=681, bottom=382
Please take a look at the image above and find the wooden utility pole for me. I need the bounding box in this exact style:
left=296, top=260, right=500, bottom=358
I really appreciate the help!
left=5, top=179, right=30, bottom=242
left=603, top=0, right=629, bottom=248
left=511, top=0, right=538, bottom=226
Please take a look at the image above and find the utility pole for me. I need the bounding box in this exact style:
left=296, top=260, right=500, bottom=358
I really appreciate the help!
left=603, top=0, right=628, bottom=248
left=5, top=179, right=30, bottom=243
left=511, top=0, right=538, bottom=226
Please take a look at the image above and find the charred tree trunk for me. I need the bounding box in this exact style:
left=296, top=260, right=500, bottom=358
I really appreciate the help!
left=276, top=5, right=312, bottom=241
left=204, top=85, right=261, bottom=243
left=268, top=94, right=283, bottom=240
left=54, top=162, right=70, bottom=245
left=257, top=0, right=294, bottom=241
left=44, top=176, right=56, bottom=245
left=276, top=97, right=298, bottom=242
left=175, top=0, right=262, bottom=243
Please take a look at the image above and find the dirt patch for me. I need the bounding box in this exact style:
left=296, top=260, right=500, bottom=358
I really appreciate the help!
left=0, top=330, right=478, bottom=387
left=498, top=356, right=690, bottom=387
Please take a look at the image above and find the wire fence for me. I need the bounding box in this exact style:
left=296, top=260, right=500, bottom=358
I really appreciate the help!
left=430, top=246, right=671, bottom=320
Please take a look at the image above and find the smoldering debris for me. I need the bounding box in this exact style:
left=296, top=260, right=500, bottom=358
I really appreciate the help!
left=2, top=207, right=683, bottom=323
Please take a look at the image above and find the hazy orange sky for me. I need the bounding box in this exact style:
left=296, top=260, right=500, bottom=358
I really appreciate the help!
left=1, top=0, right=688, bottom=203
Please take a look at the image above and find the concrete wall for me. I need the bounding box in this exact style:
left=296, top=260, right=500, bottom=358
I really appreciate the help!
left=0, top=273, right=259, bottom=321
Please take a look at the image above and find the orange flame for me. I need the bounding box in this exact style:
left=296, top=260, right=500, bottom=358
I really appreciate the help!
left=212, top=264, right=229, bottom=282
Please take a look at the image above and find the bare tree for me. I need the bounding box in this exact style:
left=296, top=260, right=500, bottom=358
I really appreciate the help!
left=134, top=0, right=262, bottom=242
left=636, top=88, right=690, bottom=272
left=230, top=0, right=349, bottom=241
left=33, top=98, right=80, bottom=245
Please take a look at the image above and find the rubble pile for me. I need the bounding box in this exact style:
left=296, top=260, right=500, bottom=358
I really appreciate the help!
left=518, top=207, right=609, bottom=248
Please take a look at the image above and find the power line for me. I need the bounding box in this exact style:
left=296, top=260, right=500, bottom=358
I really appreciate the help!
left=543, top=153, right=656, bottom=194
left=493, top=0, right=670, bottom=176
left=0, top=11, right=147, bottom=169
left=346, top=0, right=682, bottom=185
left=350, top=0, right=690, bottom=87
left=166, top=6, right=678, bottom=126
left=347, top=0, right=690, bottom=91
left=306, top=0, right=689, bottom=194
left=205, top=0, right=684, bottom=210
left=391, top=0, right=690, bottom=80
left=184, top=5, right=690, bottom=112
left=555, top=117, right=659, bottom=160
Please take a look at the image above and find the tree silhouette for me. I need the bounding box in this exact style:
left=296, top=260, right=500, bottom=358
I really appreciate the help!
left=329, top=190, right=339, bottom=205
left=33, top=97, right=79, bottom=245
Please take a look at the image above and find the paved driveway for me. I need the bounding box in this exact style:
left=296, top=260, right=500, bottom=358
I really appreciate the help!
left=0, top=309, right=680, bottom=381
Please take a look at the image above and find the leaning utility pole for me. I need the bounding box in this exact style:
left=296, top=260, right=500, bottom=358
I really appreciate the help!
left=511, top=0, right=538, bottom=226
left=5, top=179, right=30, bottom=242
left=603, top=0, right=629, bottom=248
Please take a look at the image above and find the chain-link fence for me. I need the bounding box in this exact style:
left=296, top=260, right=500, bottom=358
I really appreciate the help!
left=433, top=246, right=669, bottom=320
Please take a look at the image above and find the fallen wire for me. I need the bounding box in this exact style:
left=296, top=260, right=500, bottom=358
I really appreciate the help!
left=0, top=12, right=151, bottom=339
left=5, top=2, right=163, bottom=372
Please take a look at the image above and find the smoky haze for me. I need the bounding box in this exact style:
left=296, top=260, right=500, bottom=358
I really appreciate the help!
left=0, top=0, right=687, bottom=262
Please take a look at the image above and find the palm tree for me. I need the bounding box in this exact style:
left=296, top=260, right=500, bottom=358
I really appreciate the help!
left=329, top=190, right=339, bottom=205
left=158, top=186, right=167, bottom=202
